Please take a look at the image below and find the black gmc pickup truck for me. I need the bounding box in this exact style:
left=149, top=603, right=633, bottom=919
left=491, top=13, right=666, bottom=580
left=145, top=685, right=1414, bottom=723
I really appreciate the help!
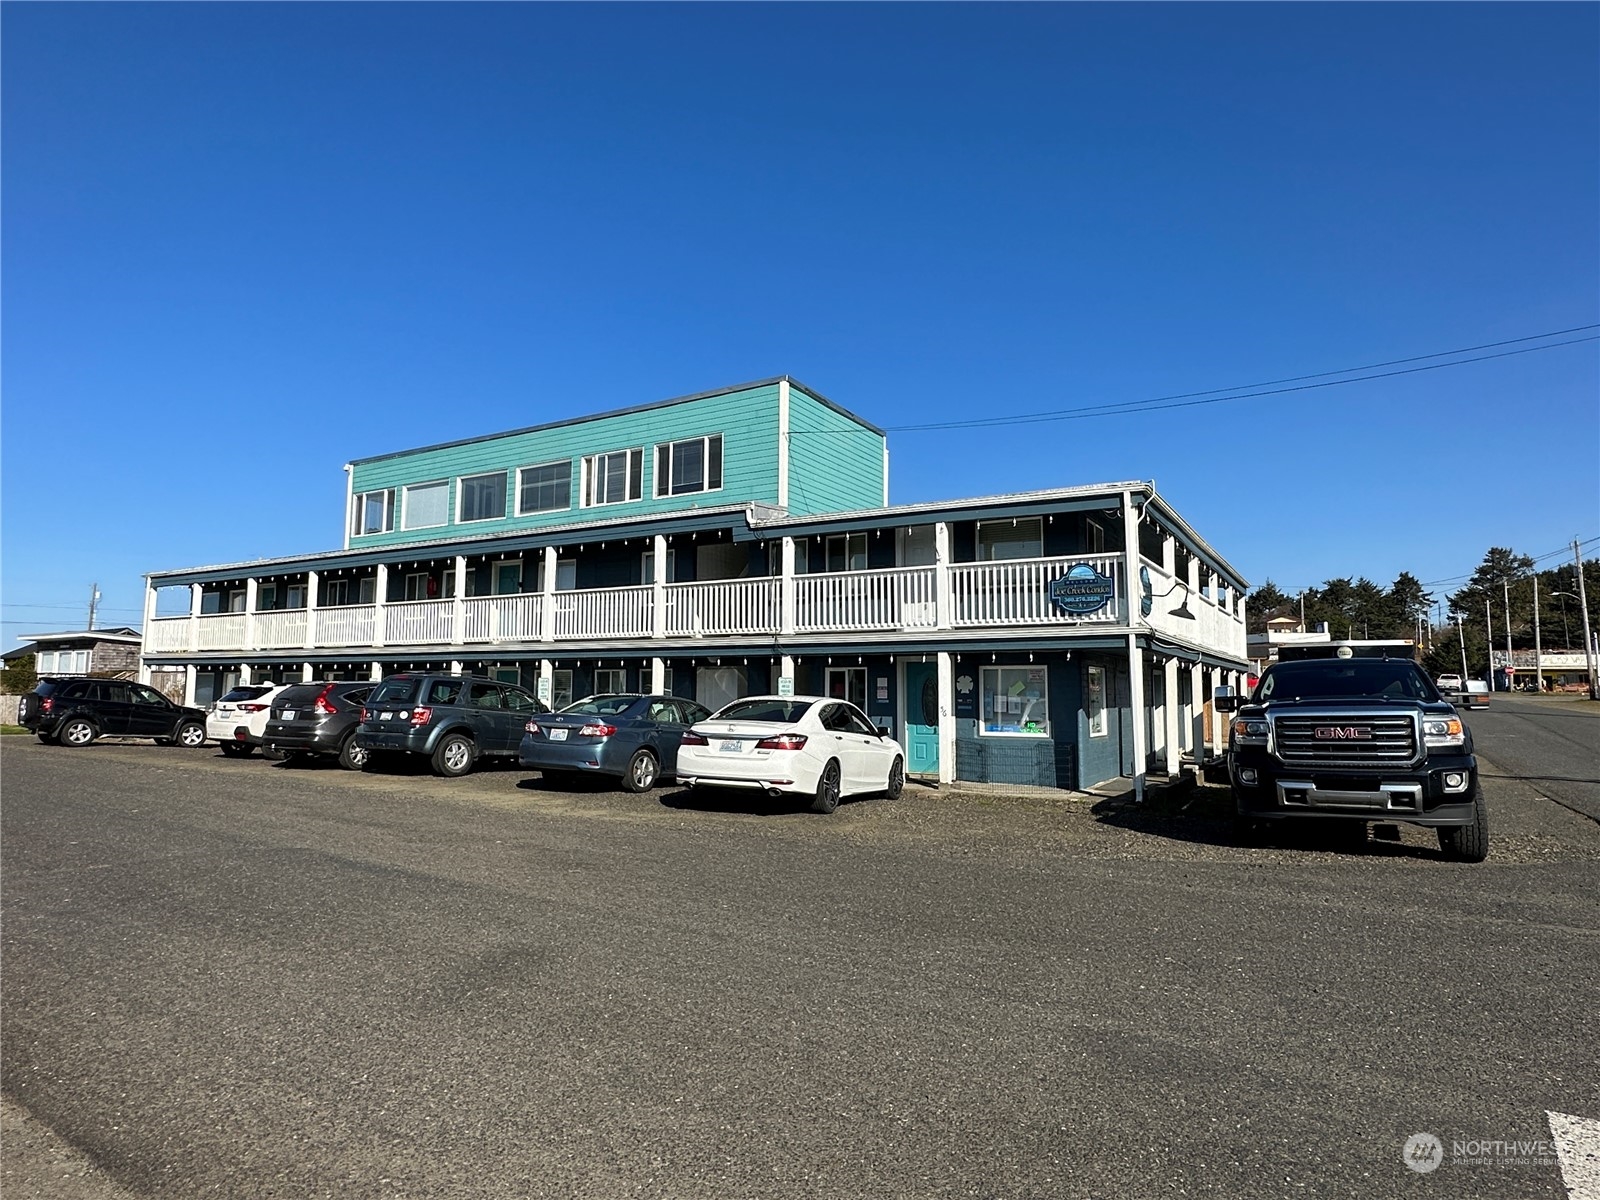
left=1219, top=652, right=1487, bottom=862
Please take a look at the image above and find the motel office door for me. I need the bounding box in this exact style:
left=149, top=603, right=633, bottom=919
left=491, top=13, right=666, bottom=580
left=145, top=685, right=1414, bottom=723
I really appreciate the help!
left=903, top=661, right=939, bottom=776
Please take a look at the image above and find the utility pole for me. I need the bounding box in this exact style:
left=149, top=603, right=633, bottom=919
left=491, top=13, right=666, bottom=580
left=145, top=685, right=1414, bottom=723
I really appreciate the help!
left=1485, top=599, right=1495, bottom=690
left=88, top=582, right=100, bottom=631
left=1457, top=611, right=1469, bottom=683
left=1503, top=578, right=1514, bottom=691
left=1577, top=539, right=1597, bottom=701
left=1533, top=573, right=1543, bottom=692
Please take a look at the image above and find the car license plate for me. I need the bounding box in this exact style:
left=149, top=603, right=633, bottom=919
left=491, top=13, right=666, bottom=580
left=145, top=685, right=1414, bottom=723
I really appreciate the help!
left=719, top=739, right=744, bottom=754
left=282, top=710, right=297, bottom=720
left=379, top=711, right=395, bottom=721
left=549, top=728, right=568, bottom=741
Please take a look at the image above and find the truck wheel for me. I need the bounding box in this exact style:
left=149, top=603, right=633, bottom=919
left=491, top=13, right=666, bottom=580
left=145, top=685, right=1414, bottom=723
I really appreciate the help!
left=432, top=733, right=475, bottom=778
left=1438, top=784, right=1489, bottom=863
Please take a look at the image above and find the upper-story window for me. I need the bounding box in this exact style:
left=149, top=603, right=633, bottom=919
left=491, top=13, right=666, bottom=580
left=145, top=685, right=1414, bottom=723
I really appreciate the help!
left=655, top=435, right=723, bottom=498
left=458, top=472, right=507, bottom=523
left=1085, top=518, right=1105, bottom=554
left=352, top=489, right=395, bottom=537
left=977, top=517, right=1043, bottom=561
left=517, top=460, right=572, bottom=516
left=582, top=448, right=643, bottom=507
left=825, top=532, right=867, bottom=572
left=402, top=481, right=449, bottom=531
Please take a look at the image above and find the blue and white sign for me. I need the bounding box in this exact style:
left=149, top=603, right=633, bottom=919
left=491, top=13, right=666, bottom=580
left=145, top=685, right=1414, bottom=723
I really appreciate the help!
left=1049, top=563, right=1116, bottom=615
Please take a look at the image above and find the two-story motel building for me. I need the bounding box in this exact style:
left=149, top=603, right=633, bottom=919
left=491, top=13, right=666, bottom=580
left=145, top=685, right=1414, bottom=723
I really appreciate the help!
left=139, top=378, right=1251, bottom=798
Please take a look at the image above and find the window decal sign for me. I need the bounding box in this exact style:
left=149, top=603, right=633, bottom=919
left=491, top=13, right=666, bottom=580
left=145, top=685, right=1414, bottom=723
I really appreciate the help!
left=1049, top=563, right=1116, bottom=615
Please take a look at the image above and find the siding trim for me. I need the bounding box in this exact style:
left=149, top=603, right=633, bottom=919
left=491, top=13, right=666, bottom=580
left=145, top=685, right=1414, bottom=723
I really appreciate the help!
left=777, top=380, right=790, bottom=510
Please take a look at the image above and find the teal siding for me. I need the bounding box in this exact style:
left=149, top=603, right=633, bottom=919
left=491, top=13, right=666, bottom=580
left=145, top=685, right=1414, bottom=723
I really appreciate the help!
left=786, top=387, right=886, bottom=516
left=349, top=385, right=783, bottom=548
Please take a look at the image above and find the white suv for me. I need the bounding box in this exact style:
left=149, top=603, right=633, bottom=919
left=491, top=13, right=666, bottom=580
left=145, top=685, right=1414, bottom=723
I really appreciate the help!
left=1435, top=674, right=1463, bottom=694
left=207, top=683, right=296, bottom=758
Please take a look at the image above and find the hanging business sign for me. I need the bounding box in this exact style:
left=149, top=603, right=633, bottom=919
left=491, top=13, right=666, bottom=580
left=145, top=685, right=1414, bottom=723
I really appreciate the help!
left=1049, top=563, right=1117, bottom=616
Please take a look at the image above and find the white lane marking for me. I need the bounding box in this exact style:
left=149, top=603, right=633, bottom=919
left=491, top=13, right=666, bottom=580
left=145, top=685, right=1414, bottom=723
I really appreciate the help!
left=1549, top=1111, right=1600, bottom=1200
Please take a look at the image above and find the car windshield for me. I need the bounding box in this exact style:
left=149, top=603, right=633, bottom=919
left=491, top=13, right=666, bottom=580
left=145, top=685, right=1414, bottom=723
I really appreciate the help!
left=369, top=678, right=420, bottom=704
left=219, top=686, right=276, bottom=702
left=710, top=699, right=817, bottom=724
left=1257, top=661, right=1435, bottom=702
left=562, top=695, right=640, bottom=716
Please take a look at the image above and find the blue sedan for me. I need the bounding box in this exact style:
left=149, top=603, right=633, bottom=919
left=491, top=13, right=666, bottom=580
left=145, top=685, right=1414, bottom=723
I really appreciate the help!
left=519, top=694, right=713, bottom=793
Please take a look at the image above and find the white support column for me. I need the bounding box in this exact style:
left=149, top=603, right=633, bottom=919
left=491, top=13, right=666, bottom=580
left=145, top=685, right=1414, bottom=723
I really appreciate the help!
left=1163, top=655, right=1182, bottom=776
left=934, top=521, right=953, bottom=629
left=305, top=570, right=319, bottom=650
left=373, top=565, right=389, bottom=649
left=370, top=661, right=384, bottom=682
left=302, top=662, right=315, bottom=683
left=779, top=654, right=795, bottom=695
left=538, top=658, right=554, bottom=707
left=451, top=555, right=467, bottom=647
left=450, top=659, right=464, bottom=676
left=1187, top=554, right=1201, bottom=602
left=651, top=534, right=667, bottom=640
left=1189, top=660, right=1205, bottom=759
left=189, top=584, right=203, bottom=653
left=650, top=656, right=666, bottom=694
left=244, top=578, right=259, bottom=651
left=779, top=537, right=797, bottom=636
left=140, top=581, right=158, bottom=684
left=184, top=664, right=198, bottom=706
left=540, top=547, right=558, bottom=643
left=1161, top=531, right=1177, bottom=577
left=1210, top=666, right=1226, bottom=759
left=1128, top=633, right=1148, bottom=802
left=239, top=662, right=254, bottom=685
left=937, top=650, right=956, bottom=785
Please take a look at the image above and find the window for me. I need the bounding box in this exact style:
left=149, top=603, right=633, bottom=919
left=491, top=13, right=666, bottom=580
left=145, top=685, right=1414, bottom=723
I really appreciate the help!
left=323, top=579, right=350, bottom=607
left=492, top=561, right=522, bottom=595
left=286, top=584, right=306, bottom=609
left=1085, top=519, right=1105, bottom=554
left=1086, top=665, right=1107, bottom=737
left=402, top=481, right=449, bottom=531
left=582, top=448, right=643, bottom=507
left=641, top=548, right=677, bottom=584
left=980, top=665, right=1050, bottom=737
left=977, top=517, right=1043, bottom=561
left=826, top=667, right=867, bottom=709
left=352, top=489, right=396, bottom=537
left=825, top=533, right=867, bottom=572
left=258, top=584, right=279, bottom=611
left=551, top=669, right=574, bottom=711
left=404, top=573, right=432, bottom=602
left=228, top=590, right=247, bottom=613
left=655, top=435, right=723, bottom=498
left=594, top=668, right=627, bottom=694
left=458, top=472, right=507, bottom=523
left=358, top=576, right=376, bottom=605
left=517, top=460, right=572, bottom=515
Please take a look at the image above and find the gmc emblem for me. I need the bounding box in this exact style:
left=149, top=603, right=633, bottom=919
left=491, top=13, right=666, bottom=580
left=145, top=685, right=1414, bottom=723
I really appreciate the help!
left=1313, top=726, right=1372, bottom=740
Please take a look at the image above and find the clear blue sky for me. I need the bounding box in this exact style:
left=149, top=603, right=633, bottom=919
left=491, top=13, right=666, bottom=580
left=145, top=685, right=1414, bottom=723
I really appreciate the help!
left=4, top=3, right=1596, bottom=636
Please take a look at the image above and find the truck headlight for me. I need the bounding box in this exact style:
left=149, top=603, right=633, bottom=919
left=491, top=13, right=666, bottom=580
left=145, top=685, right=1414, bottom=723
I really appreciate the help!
left=1422, top=715, right=1465, bottom=748
left=1231, top=718, right=1268, bottom=745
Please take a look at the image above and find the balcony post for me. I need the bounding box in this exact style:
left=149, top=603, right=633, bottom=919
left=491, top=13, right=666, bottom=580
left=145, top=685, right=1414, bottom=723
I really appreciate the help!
left=1128, top=633, right=1149, bottom=802
left=452, top=555, right=467, bottom=647
left=305, top=570, right=319, bottom=650
left=1162, top=530, right=1177, bottom=577
left=651, top=535, right=667, bottom=639
left=1163, top=655, right=1182, bottom=776
left=538, top=658, right=554, bottom=707
left=651, top=656, right=666, bottom=694
left=373, top=565, right=388, bottom=648
left=1122, top=489, right=1142, bottom=630
left=934, top=522, right=952, bottom=629
left=189, top=584, right=203, bottom=653
left=541, top=547, right=558, bottom=642
left=937, top=650, right=955, bottom=785
left=244, top=578, right=259, bottom=651
left=1190, top=660, right=1206, bottom=759
left=184, top=664, right=197, bottom=707
left=780, top=538, right=796, bottom=635
left=140, top=581, right=158, bottom=684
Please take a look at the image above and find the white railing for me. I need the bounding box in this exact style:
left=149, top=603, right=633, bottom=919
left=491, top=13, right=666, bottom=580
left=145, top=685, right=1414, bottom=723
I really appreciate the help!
left=463, top=594, right=542, bottom=643
left=254, top=610, right=308, bottom=649
left=147, top=617, right=192, bottom=653
left=795, top=566, right=938, bottom=633
left=665, top=578, right=779, bottom=637
left=384, top=599, right=454, bottom=645
left=554, top=585, right=653, bottom=641
left=951, top=554, right=1124, bottom=627
left=195, top=613, right=248, bottom=649
left=314, top=605, right=377, bottom=648
left=1141, top=561, right=1247, bottom=657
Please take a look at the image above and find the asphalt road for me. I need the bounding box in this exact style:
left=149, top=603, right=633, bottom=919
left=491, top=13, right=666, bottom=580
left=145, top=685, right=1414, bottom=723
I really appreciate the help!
left=1464, top=693, right=1600, bottom=824
left=2, top=723, right=1596, bottom=1200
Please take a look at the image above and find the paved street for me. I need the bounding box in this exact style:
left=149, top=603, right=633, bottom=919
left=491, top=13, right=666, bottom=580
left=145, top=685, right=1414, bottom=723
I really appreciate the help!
left=2, top=720, right=1596, bottom=1200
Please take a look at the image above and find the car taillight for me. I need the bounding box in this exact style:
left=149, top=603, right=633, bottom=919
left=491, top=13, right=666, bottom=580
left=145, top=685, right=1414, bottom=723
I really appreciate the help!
left=525, top=721, right=540, bottom=734
left=680, top=731, right=708, bottom=745
left=239, top=703, right=270, bottom=713
left=40, top=697, right=54, bottom=714
left=360, top=708, right=370, bottom=722
left=314, top=684, right=338, bottom=715
left=410, top=707, right=432, bottom=726
left=756, top=734, right=807, bottom=751
left=578, top=723, right=616, bottom=737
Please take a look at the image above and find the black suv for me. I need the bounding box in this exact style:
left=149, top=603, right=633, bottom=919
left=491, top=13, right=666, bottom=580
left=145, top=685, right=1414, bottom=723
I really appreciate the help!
left=1219, top=654, right=1486, bottom=861
left=261, top=681, right=375, bottom=770
left=356, top=673, right=549, bottom=777
left=20, top=678, right=208, bottom=749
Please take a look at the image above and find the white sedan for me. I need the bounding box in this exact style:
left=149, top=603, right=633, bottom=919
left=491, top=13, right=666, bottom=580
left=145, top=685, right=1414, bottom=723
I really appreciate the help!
left=675, top=695, right=906, bottom=813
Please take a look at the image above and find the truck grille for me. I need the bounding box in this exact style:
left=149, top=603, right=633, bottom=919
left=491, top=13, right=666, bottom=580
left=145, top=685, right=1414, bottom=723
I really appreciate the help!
left=1273, top=712, right=1419, bottom=768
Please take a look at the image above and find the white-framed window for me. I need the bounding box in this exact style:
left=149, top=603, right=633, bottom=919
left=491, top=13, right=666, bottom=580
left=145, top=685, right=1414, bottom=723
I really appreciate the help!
left=352, top=489, right=396, bottom=537
left=825, top=533, right=867, bottom=572
left=660, top=668, right=674, bottom=696
left=323, top=578, right=350, bottom=607
left=980, top=665, right=1050, bottom=737
left=551, top=669, right=574, bottom=711
left=593, top=668, right=627, bottom=694
left=517, top=460, right=572, bottom=516
left=654, top=434, right=723, bottom=498
left=402, top=480, right=449, bottom=531
left=458, top=472, right=507, bottom=523
left=492, top=560, right=523, bottom=595
left=978, top=517, right=1044, bottom=561
left=825, top=667, right=867, bottom=709
left=38, top=649, right=90, bottom=674
left=1085, top=518, right=1105, bottom=554
left=358, top=576, right=376, bottom=605
left=769, top=541, right=809, bottom=575
left=404, top=572, right=432, bottom=602
left=582, top=448, right=643, bottom=507
left=258, top=583, right=279, bottom=611
left=228, top=590, right=247, bottom=613
left=641, top=548, right=677, bottom=584
left=490, top=665, right=521, bottom=686
left=1086, top=664, right=1107, bottom=737
left=287, top=584, right=306, bottom=609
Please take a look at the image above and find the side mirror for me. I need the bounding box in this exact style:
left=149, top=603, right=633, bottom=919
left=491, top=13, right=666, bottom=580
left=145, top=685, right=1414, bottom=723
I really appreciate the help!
left=877, top=726, right=893, bottom=739
left=1213, top=686, right=1240, bottom=713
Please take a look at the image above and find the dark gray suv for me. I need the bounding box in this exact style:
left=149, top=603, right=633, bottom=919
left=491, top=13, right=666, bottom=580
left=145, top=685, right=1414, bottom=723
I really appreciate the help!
left=355, top=673, right=549, bottom=777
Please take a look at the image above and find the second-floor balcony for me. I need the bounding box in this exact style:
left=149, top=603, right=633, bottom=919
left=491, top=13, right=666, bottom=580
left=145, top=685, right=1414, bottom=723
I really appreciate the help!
left=145, top=551, right=1244, bottom=657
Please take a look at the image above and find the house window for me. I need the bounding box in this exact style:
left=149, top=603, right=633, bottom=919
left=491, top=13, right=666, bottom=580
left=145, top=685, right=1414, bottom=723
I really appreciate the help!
left=978, top=518, right=1044, bottom=561
left=323, top=579, right=350, bottom=607
left=980, top=665, right=1050, bottom=737
left=458, top=472, right=507, bottom=523
left=358, top=576, right=376, bottom=605
left=493, top=561, right=523, bottom=595
left=404, top=573, right=433, bottom=602
left=824, top=533, right=867, bottom=572
left=582, top=448, right=643, bottom=507
left=594, top=668, right=627, bottom=695
left=258, top=583, right=279, bottom=611
left=402, top=481, right=449, bottom=531
left=38, top=649, right=89, bottom=674
left=660, top=669, right=674, bottom=696
left=517, top=460, right=572, bottom=515
left=228, top=590, right=247, bottom=613
left=551, top=670, right=574, bottom=711
left=287, top=585, right=306, bottom=609
left=825, top=667, right=867, bottom=710
left=1086, top=519, right=1105, bottom=554
left=352, top=489, right=396, bottom=537
left=655, top=435, right=723, bottom=498
left=1086, top=665, right=1107, bottom=737
left=641, top=548, right=677, bottom=584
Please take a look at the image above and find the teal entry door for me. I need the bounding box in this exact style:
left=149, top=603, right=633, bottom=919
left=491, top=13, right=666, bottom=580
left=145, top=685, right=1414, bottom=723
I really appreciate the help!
left=904, top=661, right=940, bottom=776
